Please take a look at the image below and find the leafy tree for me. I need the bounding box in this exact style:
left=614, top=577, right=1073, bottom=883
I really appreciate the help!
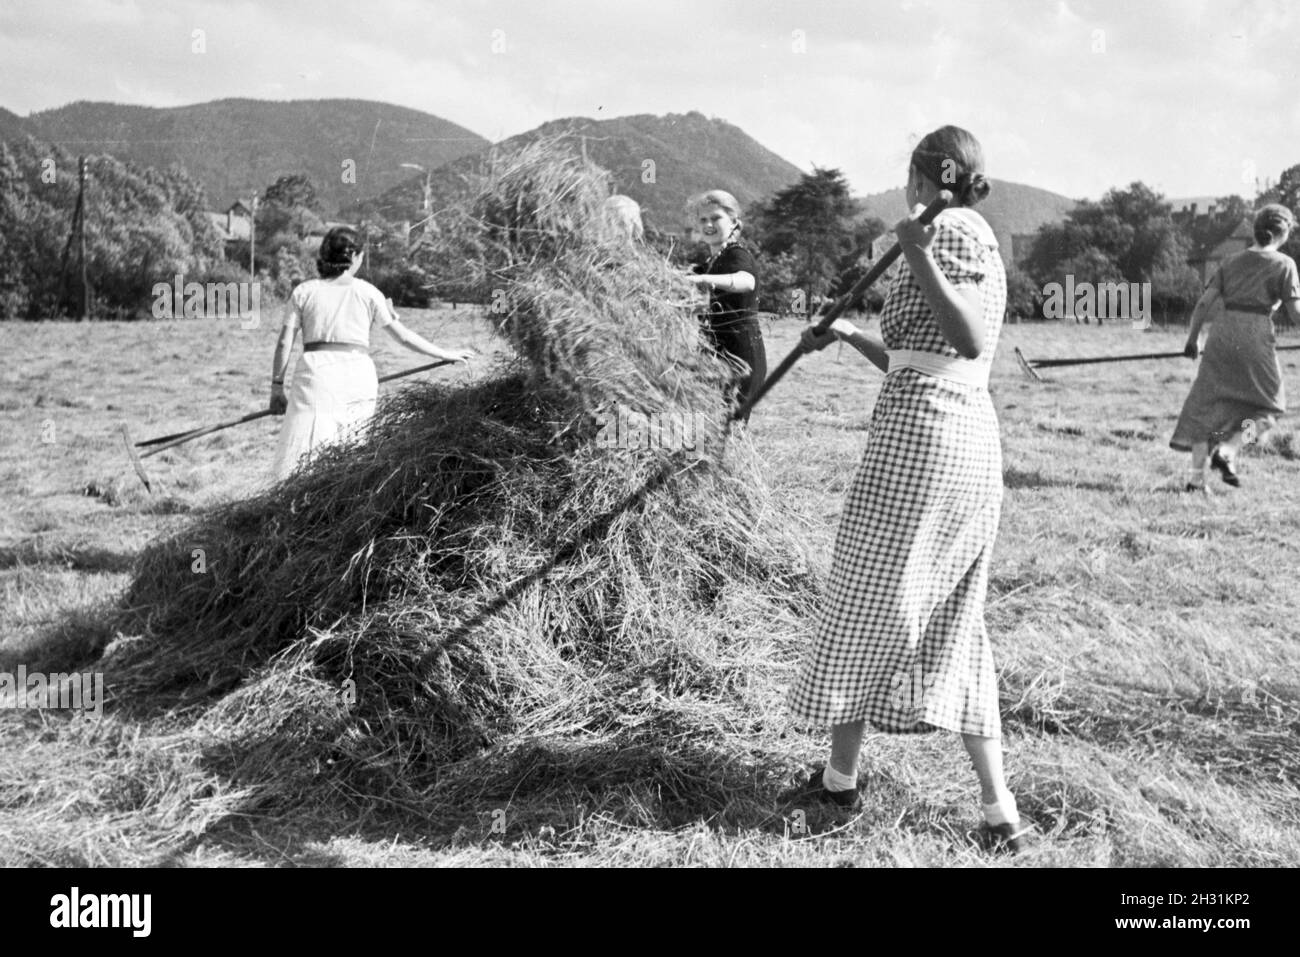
left=0, top=136, right=221, bottom=319
left=1003, top=263, right=1043, bottom=321
left=826, top=215, right=890, bottom=314
left=757, top=249, right=802, bottom=315
left=257, top=174, right=324, bottom=242
left=262, top=173, right=319, bottom=212
left=143, top=163, right=224, bottom=265
left=753, top=167, right=858, bottom=310
left=358, top=219, right=435, bottom=308
left=1022, top=182, right=1187, bottom=292
left=1049, top=248, right=1126, bottom=323
left=1150, top=263, right=1204, bottom=325
left=1213, top=194, right=1252, bottom=222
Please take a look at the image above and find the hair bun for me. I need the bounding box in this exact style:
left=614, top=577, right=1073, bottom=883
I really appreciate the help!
left=960, top=172, right=991, bottom=206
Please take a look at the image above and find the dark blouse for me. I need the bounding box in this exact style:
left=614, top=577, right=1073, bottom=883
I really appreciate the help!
left=1210, top=247, right=1300, bottom=312
left=696, top=244, right=759, bottom=328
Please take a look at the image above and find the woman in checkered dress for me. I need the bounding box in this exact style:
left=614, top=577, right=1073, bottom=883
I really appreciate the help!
left=789, top=127, right=1028, bottom=851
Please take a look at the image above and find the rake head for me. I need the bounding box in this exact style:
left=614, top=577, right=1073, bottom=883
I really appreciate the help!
left=1014, top=346, right=1044, bottom=382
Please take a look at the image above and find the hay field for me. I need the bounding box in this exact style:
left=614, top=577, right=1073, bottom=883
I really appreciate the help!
left=2, top=311, right=1299, bottom=867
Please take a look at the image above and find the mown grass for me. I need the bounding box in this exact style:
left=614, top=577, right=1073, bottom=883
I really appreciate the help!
left=1, top=311, right=1298, bottom=867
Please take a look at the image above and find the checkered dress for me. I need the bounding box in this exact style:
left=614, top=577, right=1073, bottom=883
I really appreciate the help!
left=789, top=208, right=1008, bottom=737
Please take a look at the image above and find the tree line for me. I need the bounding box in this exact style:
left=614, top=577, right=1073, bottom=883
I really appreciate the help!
left=2, top=129, right=1296, bottom=324
left=740, top=165, right=1299, bottom=325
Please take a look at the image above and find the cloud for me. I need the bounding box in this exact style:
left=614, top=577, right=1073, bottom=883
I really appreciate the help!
left=1, top=0, right=1297, bottom=199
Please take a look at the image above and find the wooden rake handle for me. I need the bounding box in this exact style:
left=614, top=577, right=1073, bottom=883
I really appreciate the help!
left=134, top=359, right=459, bottom=458
left=730, top=190, right=953, bottom=422
left=1022, top=343, right=1300, bottom=372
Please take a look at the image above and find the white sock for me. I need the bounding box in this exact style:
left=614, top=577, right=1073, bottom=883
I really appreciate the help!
left=823, top=765, right=857, bottom=792
left=1185, top=468, right=1205, bottom=487
left=982, top=792, right=1019, bottom=826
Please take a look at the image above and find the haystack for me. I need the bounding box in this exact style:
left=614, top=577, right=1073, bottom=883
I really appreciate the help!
left=96, top=140, right=816, bottom=817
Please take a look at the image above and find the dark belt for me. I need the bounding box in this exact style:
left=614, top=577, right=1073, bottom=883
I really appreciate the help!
left=304, top=341, right=368, bottom=354
left=1223, top=302, right=1274, bottom=316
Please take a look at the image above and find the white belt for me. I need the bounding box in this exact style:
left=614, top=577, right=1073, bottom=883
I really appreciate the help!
left=887, top=349, right=989, bottom=388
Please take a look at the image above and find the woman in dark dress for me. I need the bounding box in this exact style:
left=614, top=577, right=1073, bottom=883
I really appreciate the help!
left=687, top=190, right=767, bottom=424
left=1172, top=204, right=1300, bottom=489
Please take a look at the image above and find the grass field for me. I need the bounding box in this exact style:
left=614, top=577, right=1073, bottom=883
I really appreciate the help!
left=2, top=308, right=1299, bottom=867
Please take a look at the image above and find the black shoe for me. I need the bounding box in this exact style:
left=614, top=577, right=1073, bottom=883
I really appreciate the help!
left=973, top=819, right=1035, bottom=855
left=1209, top=448, right=1241, bottom=487
left=1183, top=482, right=1207, bottom=494
left=795, top=765, right=862, bottom=810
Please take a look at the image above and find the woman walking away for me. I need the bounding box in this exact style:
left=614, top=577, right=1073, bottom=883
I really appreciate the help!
left=789, top=126, right=1028, bottom=853
left=686, top=190, right=767, bottom=425
left=1172, top=204, right=1300, bottom=490
left=270, top=226, right=474, bottom=480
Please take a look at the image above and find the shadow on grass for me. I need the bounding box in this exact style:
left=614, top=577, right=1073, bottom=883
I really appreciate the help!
left=2, top=700, right=1010, bottom=865
left=0, top=542, right=137, bottom=573
left=0, top=605, right=118, bottom=675
left=1002, top=467, right=1119, bottom=493
left=163, top=733, right=958, bottom=863
left=1002, top=676, right=1300, bottom=787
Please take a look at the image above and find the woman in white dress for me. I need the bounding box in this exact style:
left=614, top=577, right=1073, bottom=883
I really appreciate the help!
left=269, top=227, right=473, bottom=480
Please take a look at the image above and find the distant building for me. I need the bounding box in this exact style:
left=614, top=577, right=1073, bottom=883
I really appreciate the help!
left=1188, top=217, right=1253, bottom=284
left=204, top=200, right=253, bottom=243
left=1168, top=197, right=1222, bottom=218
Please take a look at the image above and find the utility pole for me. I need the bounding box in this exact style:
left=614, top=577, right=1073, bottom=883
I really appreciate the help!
left=399, top=163, right=432, bottom=240
left=78, top=156, right=89, bottom=320
left=248, top=195, right=259, bottom=276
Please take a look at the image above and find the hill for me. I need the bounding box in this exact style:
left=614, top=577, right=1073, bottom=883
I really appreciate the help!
left=350, top=111, right=807, bottom=233
left=7, top=98, right=488, bottom=213
left=0, top=106, right=35, bottom=142
left=855, top=180, right=1078, bottom=264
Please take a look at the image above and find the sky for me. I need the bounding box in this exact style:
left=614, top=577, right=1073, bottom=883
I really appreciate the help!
left=1, top=0, right=1297, bottom=201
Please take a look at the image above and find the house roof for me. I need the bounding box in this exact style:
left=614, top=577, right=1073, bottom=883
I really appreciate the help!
left=1190, top=216, right=1253, bottom=264
left=203, top=209, right=252, bottom=241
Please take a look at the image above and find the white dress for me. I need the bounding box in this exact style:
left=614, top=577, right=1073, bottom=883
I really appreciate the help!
left=271, top=277, right=393, bottom=480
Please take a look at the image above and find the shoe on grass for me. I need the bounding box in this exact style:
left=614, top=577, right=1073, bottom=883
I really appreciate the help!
left=792, top=765, right=862, bottom=811
left=973, top=819, right=1035, bottom=855
left=1209, top=447, right=1241, bottom=487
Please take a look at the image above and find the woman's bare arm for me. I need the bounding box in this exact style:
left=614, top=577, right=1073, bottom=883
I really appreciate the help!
left=1184, top=285, right=1221, bottom=354
left=269, top=323, right=296, bottom=413
left=382, top=318, right=474, bottom=363
left=801, top=319, right=889, bottom=373
left=1283, top=297, right=1300, bottom=327
left=688, top=271, right=755, bottom=294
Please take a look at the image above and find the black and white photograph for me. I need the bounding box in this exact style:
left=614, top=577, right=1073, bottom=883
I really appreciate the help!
left=0, top=0, right=1295, bottom=915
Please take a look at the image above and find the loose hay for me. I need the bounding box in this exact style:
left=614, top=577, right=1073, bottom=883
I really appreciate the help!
left=91, top=141, right=817, bottom=821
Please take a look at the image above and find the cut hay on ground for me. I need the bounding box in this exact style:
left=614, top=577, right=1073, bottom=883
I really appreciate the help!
left=82, top=140, right=816, bottom=822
